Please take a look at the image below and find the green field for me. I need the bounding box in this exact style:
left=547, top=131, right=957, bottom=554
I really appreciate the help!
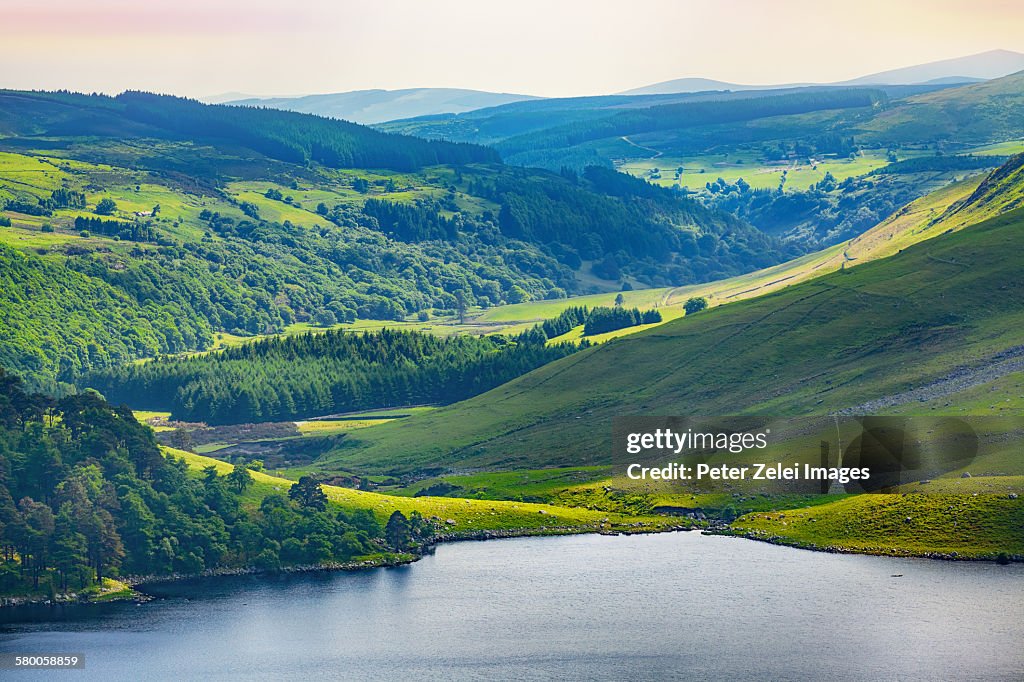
left=383, top=467, right=613, bottom=501
left=295, top=418, right=398, bottom=436
left=732, top=492, right=1024, bottom=559
left=169, top=447, right=675, bottom=534
left=619, top=148, right=893, bottom=192
left=968, top=139, right=1024, bottom=156
left=473, top=287, right=672, bottom=323
left=616, top=139, right=1020, bottom=194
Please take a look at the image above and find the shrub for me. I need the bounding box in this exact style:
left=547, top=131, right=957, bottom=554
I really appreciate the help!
left=684, top=297, right=708, bottom=315
left=313, top=309, right=338, bottom=327
left=94, top=198, right=117, bottom=215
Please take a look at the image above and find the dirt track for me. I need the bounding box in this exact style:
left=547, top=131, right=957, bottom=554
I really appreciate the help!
left=836, top=344, right=1024, bottom=414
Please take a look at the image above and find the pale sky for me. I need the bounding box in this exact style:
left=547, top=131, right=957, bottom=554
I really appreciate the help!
left=1, top=0, right=1022, bottom=98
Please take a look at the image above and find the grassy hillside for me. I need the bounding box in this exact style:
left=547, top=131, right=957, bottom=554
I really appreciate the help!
left=470, top=167, right=1000, bottom=346
left=932, top=152, right=1024, bottom=228
left=170, top=448, right=672, bottom=534
left=731, top=493, right=1024, bottom=559
left=315, top=205, right=1024, bottom=475
left=860, top=71, right=1024, bottom=145
left=299, top=175, right=1024, bottom=560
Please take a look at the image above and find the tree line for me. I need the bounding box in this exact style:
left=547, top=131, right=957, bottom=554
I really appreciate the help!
left=0, top=368, right=424, bottom=598
left=83, top=328, right=579, bottom=425
left=117, top=92, right=498, bottom=172
left=516, top=304, right=662, bottom=340
left=582, top=306, right=662, bottom=336
left=497, top=89, right=886, bottom=157
left=74, top=216, right=155, bottom=242
left=3, top=189, right=88, bottom=218
left=361, top=198, right=459, bottom=242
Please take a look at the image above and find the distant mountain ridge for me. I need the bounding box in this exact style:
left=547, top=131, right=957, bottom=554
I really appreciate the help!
left=216, top=50, right=1024, bottom=124
left=840, top=49, right=1024, bottom=85
left=621, top=49, right=1024, bottom=95
left=620, top=78, right=813, bottom=96
left=222, top=88, right=539, bottom=124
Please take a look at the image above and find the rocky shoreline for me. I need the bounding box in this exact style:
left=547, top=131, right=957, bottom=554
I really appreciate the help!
left=8, top=517, right=1010, bottom=608
left=1, top=522, right=689, bottom=609
left=713, top=527, right=1024, bottom=562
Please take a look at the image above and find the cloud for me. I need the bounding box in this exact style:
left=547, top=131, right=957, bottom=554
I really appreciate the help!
left=0, top=0, right=1021, bottom=98
left=1, top=0, right=313, bottom=36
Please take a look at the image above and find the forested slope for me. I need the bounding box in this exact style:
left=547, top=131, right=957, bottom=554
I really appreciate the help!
left=0, top=90, right=496, bottom=171
left=0, top=91, right=797, bottom=389
left=84, top=329, right=580, bottom=424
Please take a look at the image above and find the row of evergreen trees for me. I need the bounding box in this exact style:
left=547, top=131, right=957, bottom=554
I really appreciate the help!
left=361, top=198, right=458, bottom=242
left=514, top=304, right=662, bottom=343
left=0, top=368, right=418, bottom=597
left=541, top=306, right=589, bottom=338
left=83, top=329, right=579, bottom=425
left=582, top=307, right=662, bottom=336
left=3, top=189, right=88, bottom=218
left=74, top=216, right=155, bottom=242
left=48, top=189, right=87, bottom=209
left=118, top=92, right=498, bottom=172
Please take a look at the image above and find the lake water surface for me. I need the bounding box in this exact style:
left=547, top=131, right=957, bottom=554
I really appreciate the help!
left=2, top=532, right=1022, bottom=680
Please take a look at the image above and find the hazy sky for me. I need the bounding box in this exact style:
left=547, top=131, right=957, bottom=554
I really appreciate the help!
left=2, top=0, right=1022, bottom=97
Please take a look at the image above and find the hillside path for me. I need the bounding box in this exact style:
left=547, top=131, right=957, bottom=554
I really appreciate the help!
left=836, top=344, right=1024, bottom=414
left=621, top=136, right=663, bottom=159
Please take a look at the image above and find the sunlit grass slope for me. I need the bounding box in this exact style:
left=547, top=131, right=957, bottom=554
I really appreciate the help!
left=317, top=205, right=1024, bottom=474
left=168, top=447, right=672, bottom=533
left=480, top=171, right=992, bottom=343
left=732, top=492, right=1024, bottom=558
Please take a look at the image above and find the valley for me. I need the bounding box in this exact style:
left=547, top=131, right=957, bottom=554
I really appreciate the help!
left=76, top=154, right=1024, bottom=569
left=3, top=6, right=1024, bottom=680
left=1, top=66, right=1023, bottom=609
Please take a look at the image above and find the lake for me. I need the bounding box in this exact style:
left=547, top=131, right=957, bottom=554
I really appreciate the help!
left=2, top=532, right=1022, bottom=680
